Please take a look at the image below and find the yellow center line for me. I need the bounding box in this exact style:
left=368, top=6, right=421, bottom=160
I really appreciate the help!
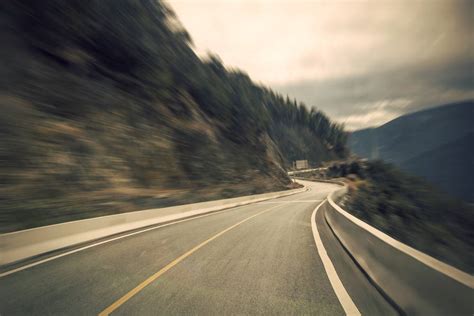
left=98, top=203, right=284, bottom=315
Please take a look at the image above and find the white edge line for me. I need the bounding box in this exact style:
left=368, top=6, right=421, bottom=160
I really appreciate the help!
left=0, top=201, right=275, bottom=278
left=1, top=185, right=309, bottom=278
left=311, top=199, right=361, bottom=316
left=327, top=190, right=474, bottom=289
left=0, top=211, right=220, bottom=278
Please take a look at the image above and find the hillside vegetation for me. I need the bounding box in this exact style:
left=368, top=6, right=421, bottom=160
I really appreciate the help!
left=349, top=101, right=474, bottom=202
left=0, top=0, right=347, bottom=232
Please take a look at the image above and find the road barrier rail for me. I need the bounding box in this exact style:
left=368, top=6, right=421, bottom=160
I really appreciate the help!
left=324, top=185, right=474, bottom=315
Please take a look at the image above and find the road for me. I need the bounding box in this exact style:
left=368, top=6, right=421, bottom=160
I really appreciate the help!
left=0, top=180, right=396, bottom=315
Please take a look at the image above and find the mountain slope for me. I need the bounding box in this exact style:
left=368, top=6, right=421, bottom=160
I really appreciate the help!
left=349, top=101, right=473, bottom=163
left=349, top=101, right=474, bottom=201
left=0, top=0, right=347, bottom=232
left=400, top=133, right=474, bottom=202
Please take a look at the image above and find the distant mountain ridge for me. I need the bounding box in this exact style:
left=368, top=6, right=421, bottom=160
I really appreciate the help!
left=349, top=101, right=474, bottom=202
left=400, top=132, right=473, bottom=202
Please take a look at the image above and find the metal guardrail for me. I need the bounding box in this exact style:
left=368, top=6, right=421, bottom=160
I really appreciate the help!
left=287, top=167, right=326, bottom=176
left=324, top=185, right=474, bottom=315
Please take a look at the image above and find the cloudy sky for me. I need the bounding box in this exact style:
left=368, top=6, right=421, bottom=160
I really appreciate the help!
left=168, top=0, right=473, bottom=130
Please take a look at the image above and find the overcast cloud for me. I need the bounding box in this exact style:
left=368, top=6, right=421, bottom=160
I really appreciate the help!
left=168, top=0, right=473, bottom=130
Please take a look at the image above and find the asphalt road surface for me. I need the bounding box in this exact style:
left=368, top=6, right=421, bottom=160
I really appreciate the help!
left=0, top=180, right=396, bottom=315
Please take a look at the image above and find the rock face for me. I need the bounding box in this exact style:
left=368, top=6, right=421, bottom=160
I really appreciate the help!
left=0, top=0, right=346, bottom=232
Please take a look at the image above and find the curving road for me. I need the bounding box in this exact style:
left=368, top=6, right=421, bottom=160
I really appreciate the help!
left=0, top=180, right=396, bottom=315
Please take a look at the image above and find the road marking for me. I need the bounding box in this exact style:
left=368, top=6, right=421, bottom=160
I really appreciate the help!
left=0, top=202, right=280, bottom=278
left=311, top=200, right=361, bottom=316
left=98, top=203, right=283, bottom=316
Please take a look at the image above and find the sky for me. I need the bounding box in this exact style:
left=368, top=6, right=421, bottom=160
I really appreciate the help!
left=167, top=0, right=473, bottom=130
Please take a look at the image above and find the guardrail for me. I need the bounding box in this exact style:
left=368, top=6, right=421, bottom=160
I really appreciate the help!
left=294, top=177, right=345, bottom=186
left=287, top=168, right=326, bottom=176
left=0, top=185, right=307, bottom=267
left=324, top=185, right=474, bottom=315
